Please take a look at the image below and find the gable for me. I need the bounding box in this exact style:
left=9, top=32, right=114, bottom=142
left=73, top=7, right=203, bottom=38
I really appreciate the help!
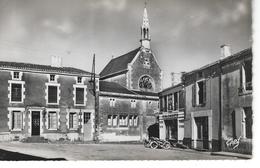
left=99, top=47, right=140, bottom=79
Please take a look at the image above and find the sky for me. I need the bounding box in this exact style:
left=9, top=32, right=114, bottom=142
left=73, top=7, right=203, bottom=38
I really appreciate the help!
left=0, top=0, right=252, bottom=88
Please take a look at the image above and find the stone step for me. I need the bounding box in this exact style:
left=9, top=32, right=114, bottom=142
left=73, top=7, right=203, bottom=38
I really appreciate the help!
left=22, top=136, right=48, bottom=143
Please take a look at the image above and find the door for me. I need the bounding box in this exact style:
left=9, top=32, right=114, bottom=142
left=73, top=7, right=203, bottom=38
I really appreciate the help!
left=31, top=111, right=40, bottom=136
left=83, top=112, right=91, bottom=141
left=195, top=116, right=209, bottom=149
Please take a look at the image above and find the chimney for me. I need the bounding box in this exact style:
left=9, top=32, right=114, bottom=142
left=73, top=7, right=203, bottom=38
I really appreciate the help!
left=51, top=55, right=62, bottom=67
left=220, top=44, right=231, bottom=59
left=171, top=72, right=185, bottom=86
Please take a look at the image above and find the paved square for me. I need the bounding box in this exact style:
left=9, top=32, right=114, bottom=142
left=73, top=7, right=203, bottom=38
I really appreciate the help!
left=0, top=142, right=240, bottom=160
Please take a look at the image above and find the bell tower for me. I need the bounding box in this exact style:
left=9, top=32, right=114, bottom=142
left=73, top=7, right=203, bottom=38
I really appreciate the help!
left=140, top=2, right=151, bottom=49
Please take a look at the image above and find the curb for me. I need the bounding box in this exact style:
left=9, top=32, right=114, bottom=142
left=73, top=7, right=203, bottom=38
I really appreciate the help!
left=211, top=152, right=252, bottom=159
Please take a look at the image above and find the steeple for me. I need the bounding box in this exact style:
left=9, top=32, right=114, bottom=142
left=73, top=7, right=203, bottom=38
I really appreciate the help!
left=140, top=2, right=151, bottom=49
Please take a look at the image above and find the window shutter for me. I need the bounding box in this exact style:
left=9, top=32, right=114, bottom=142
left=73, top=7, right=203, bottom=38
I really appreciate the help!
left=192, top=84, right=196, bottom=107
left=203, top=80, right=206, bottom=106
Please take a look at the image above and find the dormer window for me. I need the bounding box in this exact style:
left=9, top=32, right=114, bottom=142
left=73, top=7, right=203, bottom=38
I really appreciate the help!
left=12, top=71, right=22, bottom=80
left=77, top=77, right=83, bottom=84
left=50, top=74, right=55, bottom=82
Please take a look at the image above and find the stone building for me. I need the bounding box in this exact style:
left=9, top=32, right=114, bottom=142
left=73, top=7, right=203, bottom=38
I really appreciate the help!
left=97, top=7, right=162, bottom=142
left=158, top=83, right=185, bottom=143
left=182, top=46, right=252, bottom=154
left=0, top=57, right=98, bottom=142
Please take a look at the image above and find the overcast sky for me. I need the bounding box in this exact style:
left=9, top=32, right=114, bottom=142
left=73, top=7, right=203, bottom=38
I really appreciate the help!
left=0, top=0, right=252, bottom=88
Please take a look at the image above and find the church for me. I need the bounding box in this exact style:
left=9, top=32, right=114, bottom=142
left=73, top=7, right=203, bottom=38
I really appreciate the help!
left=97, top=7, right=162, bottom=142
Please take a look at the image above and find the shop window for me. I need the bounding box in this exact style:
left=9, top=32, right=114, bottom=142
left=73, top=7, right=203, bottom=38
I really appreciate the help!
left=167, top=94, right=173, bottom=110
left=48, top=111, right=57, bottom=129
left=12, top=111, right=22, bottom=130
left=69, top=112, right=78, bottom=129
left=119, top=115, right=128, bottom=127
left=241, top=60, right=252, bottom=91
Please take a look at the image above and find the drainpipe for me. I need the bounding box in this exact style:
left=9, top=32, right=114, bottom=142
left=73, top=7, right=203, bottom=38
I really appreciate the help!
left=218, top=66, right=223, bottom=151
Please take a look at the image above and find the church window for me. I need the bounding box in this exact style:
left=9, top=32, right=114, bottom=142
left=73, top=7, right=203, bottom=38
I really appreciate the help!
left=139, top=76, right=153, bottom=90
left=143, top=57, right=150, bottom=68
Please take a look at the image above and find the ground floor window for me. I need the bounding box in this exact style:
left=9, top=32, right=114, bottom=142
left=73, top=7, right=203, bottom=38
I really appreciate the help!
left=107, top=114, right=138, bottom=127
left=69, top=112, right=78, bottom=129
left=12, top=111, right=22, bottom=130
left=48, top=111, right=57, bottom=129
left=119, top=115, right=128, bottom=126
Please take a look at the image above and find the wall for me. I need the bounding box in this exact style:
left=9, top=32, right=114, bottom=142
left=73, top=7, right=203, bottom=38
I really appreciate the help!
left=98, top=95, right=158, bottom=142
left=130, top=51, right=162, bottom=92
left=103, top=74, right=127, bottom=87
left=0, top=69, right=96, bottom=141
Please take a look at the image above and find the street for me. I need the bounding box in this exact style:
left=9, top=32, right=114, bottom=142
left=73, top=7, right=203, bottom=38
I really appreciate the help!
left=0, top=142, right=239, bottom=160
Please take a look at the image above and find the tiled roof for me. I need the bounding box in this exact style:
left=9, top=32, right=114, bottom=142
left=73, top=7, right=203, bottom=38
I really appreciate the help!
left=99, top=47, right=140, bottom=78
left=0, top=61, right=92, bottom=76
left=99, top=81, right=135, bottom=95
left=99, top=81, right=158, bottom=97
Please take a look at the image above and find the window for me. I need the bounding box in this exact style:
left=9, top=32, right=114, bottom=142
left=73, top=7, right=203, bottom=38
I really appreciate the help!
left=241, top=60, right=252, bottom=91
left=110, top=98, right=116, bottom=107
left=129, top=115, right=138, bottom=127
left=112, top=115, right=118, bottom=126
left=83, top=113, right=90, bottom=124
left=242, top=107, right=252, bottom=139
left=108, top=115, right=113, bottom=126
left=133, top=115, right=138, bottom=126
left=173, top=92, right=179, bottom=111
left=139, top=76, right=153, bottom=90
left=12, top=111, right=22, bottom=130
left=50, top=74, right=55, bottom=82
left=48, top=111, right=57, bottom=129
left=167, top=94, right=173, bottom=110
left=48, top=85, right=58, bottom=104
left=11, top=83, right=22, bottom=102
left=143, top=57, right=150, bottom=68
left=130, top=100, right=136, bottom=108
left=119, top=115, right=128, bottom=126
left=164, top=96, right=167, bottom=111
left=192, top=80, right=206, bottom=106
left=75, top=88, right=84, bottom=105
left=13, top=72, right=20, bottom=79
left=69, top=112, right=78, bottom=129
left=77, top=77, right=83, bottom=84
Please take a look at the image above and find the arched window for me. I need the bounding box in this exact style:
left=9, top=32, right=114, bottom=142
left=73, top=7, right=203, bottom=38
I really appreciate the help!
left=143, top=28, right=146, bottom=39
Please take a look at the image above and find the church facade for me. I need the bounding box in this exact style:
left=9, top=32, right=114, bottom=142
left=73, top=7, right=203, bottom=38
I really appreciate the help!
left=97, top=7, right=162, bottom=142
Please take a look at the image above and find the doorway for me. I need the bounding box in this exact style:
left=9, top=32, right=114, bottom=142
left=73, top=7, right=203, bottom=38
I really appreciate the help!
left=195, top=116, right=209, bottom=149
left=165, top=119, right=178, bottom=140
left=83, top=112, right=92, bottom=141
left=31, top=111, right=40, bottom=136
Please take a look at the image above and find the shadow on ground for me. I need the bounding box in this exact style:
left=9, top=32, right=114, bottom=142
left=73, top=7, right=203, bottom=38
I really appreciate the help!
left=0, top=149, right=66, bottom=161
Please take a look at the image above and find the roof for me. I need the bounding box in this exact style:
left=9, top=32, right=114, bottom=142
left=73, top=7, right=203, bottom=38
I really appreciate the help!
left=183, top=47, right=252, bottom=76
left=0, top=61, right=93, bottom=76
left=99, top=81, right=158, bottom=97
left=99, top=81, right=135, bottom=95
left=100, top=47, right=140, bottom=78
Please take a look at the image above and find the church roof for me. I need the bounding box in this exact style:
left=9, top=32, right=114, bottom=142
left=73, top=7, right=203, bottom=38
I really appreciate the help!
left=0, top=61, right=93, bottom=76
left=99, top=47, right=140, bottom=79
left=99, top=81, right=158, bottom=97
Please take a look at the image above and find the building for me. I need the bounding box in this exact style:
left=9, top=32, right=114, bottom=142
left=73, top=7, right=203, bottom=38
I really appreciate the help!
left=0, top=56, right=98, bottom=142
left=158, top=82, right=185, bottom=143
left=182, top=46, right=252, bottom=154
left=97, top=7, right=162, bottom=142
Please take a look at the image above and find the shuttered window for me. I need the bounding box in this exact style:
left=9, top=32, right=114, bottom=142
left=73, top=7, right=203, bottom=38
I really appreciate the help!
left=69, top=113, right=78, bottom=129
left=11, top=83, right=22, bottom=102
left=48, top=86, right=58, bottom=103
left=12, top=111, right=22, bottom=130
left=192, top=80, right=206, bottom=106
left=48, top=112, right=57, bottom=129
